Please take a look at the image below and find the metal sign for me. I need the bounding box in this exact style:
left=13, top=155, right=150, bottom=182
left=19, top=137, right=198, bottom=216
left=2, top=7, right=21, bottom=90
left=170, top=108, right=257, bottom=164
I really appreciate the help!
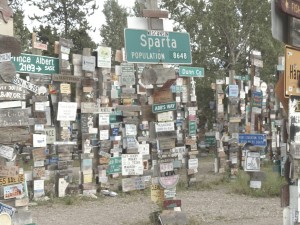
left=11, top=53, right=59, bottom=75
left=238, top=134, right=267, bottom=147
left=124, top=28, right=192, bottom=64
left=152, top=101, right=176, bottom=113
left=285, top=46, right=300, bottom=97
left=179, top=66, right=204, bottom=77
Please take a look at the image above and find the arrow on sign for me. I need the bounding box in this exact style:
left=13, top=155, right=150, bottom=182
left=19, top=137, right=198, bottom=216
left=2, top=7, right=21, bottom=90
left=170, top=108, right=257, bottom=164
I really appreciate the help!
left=36, top=66, right=42, bottom=72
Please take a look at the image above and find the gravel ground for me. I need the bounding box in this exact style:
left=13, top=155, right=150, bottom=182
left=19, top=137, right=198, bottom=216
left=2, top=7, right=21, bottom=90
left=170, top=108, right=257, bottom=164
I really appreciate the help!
left=30, top=156, right=283, bottom=225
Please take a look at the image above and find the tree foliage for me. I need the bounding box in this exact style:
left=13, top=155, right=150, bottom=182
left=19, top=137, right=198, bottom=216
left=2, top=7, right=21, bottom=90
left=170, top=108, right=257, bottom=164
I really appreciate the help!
left=8, top=0, right=31, bottom=52
left=27, top=0, right=97, bottom=42
left=161, top=0, right=284, bottom=129
left=100, top=0, right=128, bottom=64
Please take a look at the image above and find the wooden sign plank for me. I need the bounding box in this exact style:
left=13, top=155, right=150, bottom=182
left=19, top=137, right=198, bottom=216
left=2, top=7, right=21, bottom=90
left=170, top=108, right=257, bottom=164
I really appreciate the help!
left=0, top=35, right=21, bottom=56
left=116, top=105, right=141, bottom=112
left=159, top=139, right=176, bottom=150
left=0, top=61, right=16, bottom=82
left=153, top=89, right=173, bottom=104
left=0, top=165, right=18, bottom=177
left=0, top=108, right=29, bottom=127
left=12, top=76, right=39, bottom=93
left=0, top=174, right=25, bottom=186
left=143, top=9, right=169, bottom=18
left=52, top=74, right=81, bottom=83
left=0, top=84, right=27, bottom=100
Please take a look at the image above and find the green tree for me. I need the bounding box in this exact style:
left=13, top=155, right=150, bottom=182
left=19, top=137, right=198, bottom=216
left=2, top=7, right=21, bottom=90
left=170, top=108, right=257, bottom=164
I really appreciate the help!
left=161, top=0, right=284, bottom=128
left=8, top=0, right=31, bottom=52
left=33, top=25, right=59, bottom=57
left=27, top=0, right=97, bottom=41
left=100, top=0, right=128, bottom=64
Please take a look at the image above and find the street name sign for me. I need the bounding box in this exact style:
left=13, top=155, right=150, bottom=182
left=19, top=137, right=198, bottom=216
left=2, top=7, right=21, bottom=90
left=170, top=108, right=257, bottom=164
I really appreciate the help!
left=11, top=53, right=59, bottom=75
left=179, top=66, right=204, bottom=77
left=124, top=28, right=192, bottom=64
left=152, top=102, right=176, bottom=113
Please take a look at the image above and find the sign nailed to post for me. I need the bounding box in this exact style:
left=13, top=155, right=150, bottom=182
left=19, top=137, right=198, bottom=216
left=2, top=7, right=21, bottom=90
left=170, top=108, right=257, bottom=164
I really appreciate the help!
left=11, top=53, right=59, bottom=75
left=179, top=66, right=204, bottom=77
left=285, top=46, right=300, bottom=97
left=238, top=134, right=267, bottom=147
left=124, top=29, right=192, bottom=64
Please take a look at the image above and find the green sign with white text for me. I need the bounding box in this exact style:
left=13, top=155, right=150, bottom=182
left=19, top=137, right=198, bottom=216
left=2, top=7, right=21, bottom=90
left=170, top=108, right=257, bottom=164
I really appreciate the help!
left=179, top=66, right=204, bottom=77
left=189, top=121, right=197, bottom=136
left=11, top=53, right=59, bottom=75
left=124, top=29, right=192, bottom=64
left=152, top=102, right=177, bottom=113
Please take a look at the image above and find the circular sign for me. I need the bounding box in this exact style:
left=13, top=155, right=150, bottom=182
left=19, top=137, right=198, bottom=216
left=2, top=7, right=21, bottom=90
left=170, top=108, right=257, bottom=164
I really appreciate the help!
left=0, top=213, right=12, bottom=225
left=260, top=82, right=267, bottom=92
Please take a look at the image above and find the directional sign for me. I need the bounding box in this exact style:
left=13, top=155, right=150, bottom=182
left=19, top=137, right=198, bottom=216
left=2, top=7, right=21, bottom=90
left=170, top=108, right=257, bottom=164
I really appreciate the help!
left=238, top=134, right=267, bottom=147
left=11, top=53, right=59, bottom=75
left=179, top=66, right=204, bottom=77
left=124, top=28, right=192, bottom=64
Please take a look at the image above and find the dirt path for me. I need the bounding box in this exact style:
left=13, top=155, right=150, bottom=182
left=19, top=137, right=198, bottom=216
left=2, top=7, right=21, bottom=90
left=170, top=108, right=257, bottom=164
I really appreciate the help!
left=30, top=156, right=283, bottom=225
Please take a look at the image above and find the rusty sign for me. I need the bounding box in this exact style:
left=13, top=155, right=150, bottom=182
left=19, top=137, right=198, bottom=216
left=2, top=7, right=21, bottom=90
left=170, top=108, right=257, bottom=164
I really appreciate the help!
left=285, top=46, right=300, bottom=97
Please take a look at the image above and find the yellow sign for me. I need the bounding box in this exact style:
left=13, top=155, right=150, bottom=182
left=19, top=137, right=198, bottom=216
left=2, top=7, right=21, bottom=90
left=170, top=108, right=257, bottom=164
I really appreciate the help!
left=151, top=184, right=164, bottom=204
left=0, top=174, right=24, bottom=186
left=285, top=46, right=300, bottom=97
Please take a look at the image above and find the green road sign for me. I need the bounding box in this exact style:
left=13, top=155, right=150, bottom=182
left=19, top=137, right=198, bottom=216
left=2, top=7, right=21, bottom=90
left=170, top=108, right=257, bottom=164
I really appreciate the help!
left=189, top=121, right=197, bottom=136
left=124, top=28, right=192, bottom=64
left=179, top=66, right=204, bottom=77
left=152, top=101, right=176, bottom=113
left=107, top=157, right=122, bottom=174
left=205, top=136, right=216, bottom=147
left=11, top=53, right=59, bottom=75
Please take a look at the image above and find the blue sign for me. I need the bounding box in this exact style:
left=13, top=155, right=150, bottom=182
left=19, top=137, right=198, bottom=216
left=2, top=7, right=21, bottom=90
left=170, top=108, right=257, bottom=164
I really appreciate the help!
left=252, top=91, right=262, bottom=108
left=112, top=128, right=119, bottom=136
left=238, top=134, right=267, bottom=147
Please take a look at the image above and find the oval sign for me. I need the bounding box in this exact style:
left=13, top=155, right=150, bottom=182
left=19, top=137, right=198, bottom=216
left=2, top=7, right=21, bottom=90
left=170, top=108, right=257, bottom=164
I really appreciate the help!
left=158, top=175, right=179, bottom=189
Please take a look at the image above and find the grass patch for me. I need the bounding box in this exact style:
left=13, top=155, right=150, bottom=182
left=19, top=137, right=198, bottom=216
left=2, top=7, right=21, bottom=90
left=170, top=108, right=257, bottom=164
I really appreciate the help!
left=229, top=164, right=287, bottom=197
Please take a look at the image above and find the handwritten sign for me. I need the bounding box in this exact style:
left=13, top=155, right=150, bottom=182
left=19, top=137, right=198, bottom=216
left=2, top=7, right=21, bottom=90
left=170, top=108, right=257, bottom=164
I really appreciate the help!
left=155, top=122, right=175, bottom=132
left=125, top=124, right=137, bottom=136
left=99, top=114, right=110, bottom=126
left=188, top=158, right=199, bottom=169
left=32, top=148, right=46, bottom=161
left=122, top=154, right=143, bottom=176
left=57, top=102, right=77, bottom=121
left=0, top=145, right=14, bottom=160
left=151, top=184, right=164, bottom=203
left=97, top=46, right=111, bottom=68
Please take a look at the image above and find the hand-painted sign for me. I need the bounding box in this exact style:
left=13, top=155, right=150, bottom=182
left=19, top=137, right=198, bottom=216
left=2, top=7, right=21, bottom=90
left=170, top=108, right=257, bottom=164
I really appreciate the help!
left=124, top=29, right=192, bottom=64
left=122, top=154, right=143, bottom=176
left=0, top=165, right=18, bottom=177
left=238, top=134, right=267, bottom=147
left=57, top=102, right=77, bottom=121
left=12, top=76, right=39, bottom=93
left=0, top=108, right=29, bottom=127
left=11, top=53, right=59, bottom=75
left=155, top=122, right=175, bottom=132
left=107, top=157, right=122, bottom=174
left=0, top=174, right=24, bottom=186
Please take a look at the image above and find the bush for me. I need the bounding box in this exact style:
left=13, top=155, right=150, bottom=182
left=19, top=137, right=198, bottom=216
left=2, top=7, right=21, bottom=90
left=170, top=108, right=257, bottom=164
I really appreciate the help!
left=230, top=165, right=287, bottom=197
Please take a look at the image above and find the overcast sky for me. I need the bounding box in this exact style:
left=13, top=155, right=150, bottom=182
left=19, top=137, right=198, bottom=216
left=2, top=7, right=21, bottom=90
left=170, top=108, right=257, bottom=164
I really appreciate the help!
left=24, top=0, right=137, bottom=44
